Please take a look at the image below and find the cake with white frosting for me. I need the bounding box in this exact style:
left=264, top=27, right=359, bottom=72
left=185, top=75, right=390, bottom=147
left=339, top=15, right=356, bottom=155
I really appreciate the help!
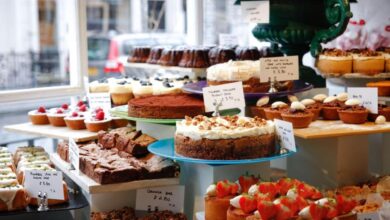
left=174, top=115, right=275, bottom=160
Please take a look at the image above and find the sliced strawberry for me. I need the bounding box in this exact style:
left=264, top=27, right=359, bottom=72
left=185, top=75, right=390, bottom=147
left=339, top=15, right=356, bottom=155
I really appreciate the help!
left=37, top=106, right=46, bottom=113
left=79, top=104, right=87, bottom=112
left=61, top=103, right=69, bottom=110
left=71, top=112, right=78, bottom=117
left=297, top=182, right=322, bottom=200
left=275, top=204, right=294, bottom=220
left=278, top=196, right=298, bottom=215
left=56, top=108, right=64, bottom=114
left=295, top=195, right=309, bottom=210
left=326, top=205, right=339, bottom=219
left=238, top=195, right=257, bottom=214
left=309, top=203, right=329, bottom=220
left=96, top=111, right=105, bottom=120
left=254, top=192, right=272, bottom=202
left=216, top=180, right=232, bottom=198
left=257, top=200, right=277, bottom=220
left=229, top=182, right=240, bottom=195
left=77, top=100, right=84, bottom=107
left=258, top=182, right=279, bottom=199
left=239, top=174, right=259, bottom=193
left=336, top=195, right=357, bottom=215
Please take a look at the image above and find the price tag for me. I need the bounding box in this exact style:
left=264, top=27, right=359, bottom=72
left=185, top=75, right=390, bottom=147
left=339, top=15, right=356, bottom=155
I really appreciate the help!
left=68, top=137, right=79, bottom=171
left=357, top=212, right=380, bottom=220
left=202, top=82, right=246, bottom=112
left=260, top=56, right=299, bottom=82
left=241, top=0, right=270, bottom=24
left=24, top=170, right=64, bottom=200
left=136, top=185, right=185, bottom=213
left=274, top=119, right=296, bottom=152
left=347, top=87, right=378, bottom=114
left=219, top=34, right=239, bottom=46
left=88, top=93, right=111, bottom=111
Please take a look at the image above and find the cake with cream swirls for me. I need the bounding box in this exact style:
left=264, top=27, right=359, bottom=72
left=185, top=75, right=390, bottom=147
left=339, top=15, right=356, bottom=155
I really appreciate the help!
left=174, top=115, right=276, bottom=160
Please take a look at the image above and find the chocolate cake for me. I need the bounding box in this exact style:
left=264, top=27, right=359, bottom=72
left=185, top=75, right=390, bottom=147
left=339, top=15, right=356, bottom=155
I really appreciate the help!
left=208, top=47, right=236, bottom=65
left=128, top=46, right=151, bottom=63
left=128, top=94, right=205, bottom=119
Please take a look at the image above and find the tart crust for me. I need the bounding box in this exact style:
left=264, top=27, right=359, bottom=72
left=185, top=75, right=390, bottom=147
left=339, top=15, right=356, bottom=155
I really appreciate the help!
left=281, top=111, right=313, bottom=128
left=226, top=206, right=252, bottom=220
left=338, top=109, right=368, bottom=124
left=205, top=196, right=233, bottom=220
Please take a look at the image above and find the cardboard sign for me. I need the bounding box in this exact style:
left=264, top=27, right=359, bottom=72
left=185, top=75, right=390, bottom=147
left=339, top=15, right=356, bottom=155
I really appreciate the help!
left=24, top=170, right=64, bottom=200
left=136, top=185, right=185, bottom=213
left=260, top=56, right=299, bottom=82
left=274, top=119, right=296, bottom=152
left=348, top=87, right=378, bottom=114
left=219, top=34, right=239, bottom=46
left=241, top=1, right=270, bottom=24
left=68, top=137, right=79, bottom=171
left=88, top=93, right=111, bottom=112
left=202, top=82, right=246, bottom=112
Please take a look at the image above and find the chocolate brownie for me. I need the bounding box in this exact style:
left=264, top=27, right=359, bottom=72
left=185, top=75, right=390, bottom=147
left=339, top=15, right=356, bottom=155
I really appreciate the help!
left=127, top=134, right=156, bottom=157
left=140, top=154, right=180, bottom=179
left=138, top=211, right=187, bottom=220
left=91, top=207, right=136, bottom=220
left=57, top=141, right=69, bottom=162
left=128, top=94, right=205, bottom=119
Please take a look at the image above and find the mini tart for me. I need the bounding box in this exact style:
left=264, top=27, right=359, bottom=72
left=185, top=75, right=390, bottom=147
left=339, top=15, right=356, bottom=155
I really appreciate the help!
left=226, top=206, right=253, bottom=220
left=322, top=100, right=344, bottom=120
left=353, top=49, right=385, bottom=75
left=368, top=104, right=390, bottom=122
left=366, top=81, right=390, bottom=97
left=301, top=99, right=323, bottom=121
left=264, top=105, right=288, bottom=120
left=64, top=114, right=86, bottom=130
left=110, top=116, right=128, bottom=128
left=250, top=105, right=269, bottom=119
left=47, top=109, right=67, bottom=127
left=317, top=48, right=353, bottom=74
left=84, top=117, right=112, bottom=132
left=338, top=105, right=368, bottom=124
left=281, top=109, right=313, bottom=128
left=28, top=110, right=49, bottom=125
left=205, top=195, right=234, bottom=220
left=109, top=82, right=133, bottom=105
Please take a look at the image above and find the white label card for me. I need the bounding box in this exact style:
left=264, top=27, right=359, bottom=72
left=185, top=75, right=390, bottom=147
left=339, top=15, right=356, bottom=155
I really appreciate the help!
left=136, top=185, right=185, bottom=213
left=68, top=137, right=79, bottom=171
left=202, top=82, right=246, bottom=112
left=241, top=1, right=270, bottom=24
left=24, top=170, right=64, bottom=200
left=219, top=34, right=239, bottom=46
left=347, top=87, right=378, bottom=114
left=274, top=119, right=296, bottom=152
left=88, top=93, right=111, bottom=112
left=260, top=56, right=299, bottom=82
left=357, top=212, right=380, bottom=220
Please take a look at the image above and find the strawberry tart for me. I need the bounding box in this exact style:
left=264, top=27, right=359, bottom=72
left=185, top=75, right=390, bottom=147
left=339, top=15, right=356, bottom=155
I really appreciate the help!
left=47, top=104, right=71, bottom=127
left=64, top=111, right=86, bottom=130
left=28, top=106, right=49, bottom=125
left=175, top=115, right=276, bottom=160
left=205, top=180, right=240, bottom=220
left=84, top=110, right=111, bottom=132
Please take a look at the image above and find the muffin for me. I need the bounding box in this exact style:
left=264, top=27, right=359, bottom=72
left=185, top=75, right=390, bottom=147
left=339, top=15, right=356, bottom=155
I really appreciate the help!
left=85, top=110, right=111, bottom=132
left=322, top=96, right=344, bottom=120
left=338, top=99, right=368, bottom=124
left=300, top=99, right=322, bottom=121
left=317, top=48, right=353, bottom=74
left=250, top=96, right=270, bottom=119
left=264, top=101, right=288, bottom=120
left=281, top=101, right=313, bottom=128
left=109, top=81, right=133, bottom=105
left=368, top=104, right=390, bottom=122
left=64, top=112, right=86, bottom=130
left=28, top=106, right=49, bottom=125
left=352, top=49, right=385, bottom=75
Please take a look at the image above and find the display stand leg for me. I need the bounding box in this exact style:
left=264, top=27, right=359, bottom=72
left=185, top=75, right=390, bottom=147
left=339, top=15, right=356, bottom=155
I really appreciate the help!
left=287, top=135, right=370, bottom=189
left=136, top=122, right=176, bottom=140
left=82, top=190, right=136, bottom=212
left=382, top=133, right=390, bottom=174
left=179, top=162, right=271, bottom=219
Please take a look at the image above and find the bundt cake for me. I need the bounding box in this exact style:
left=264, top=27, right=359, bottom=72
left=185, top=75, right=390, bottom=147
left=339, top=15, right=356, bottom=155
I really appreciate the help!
left=147, top=47, right=165, bottom=64
left=128, top=46, right=151, bottom=63
left=235, top=46, right=261, bottom=60
left=157, top=47, right=184, bottom=66
left=208, top=47, right=236, bottom=65
left=178, top=47, right=210, bottom=68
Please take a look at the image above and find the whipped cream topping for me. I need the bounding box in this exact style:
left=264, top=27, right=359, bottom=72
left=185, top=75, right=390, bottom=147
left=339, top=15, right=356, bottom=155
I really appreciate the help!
left=271, top=101, right=287, bottom=109
left=319, top=54, right=353, bottom=61
left=109, top=83, right=132, bottom=94
left=256, top=96, right=269, bottom=107
left=254, top=210, right=260, bottom=218
left=290, top=101, right=306, bottom=110
left=133, top=85, right=153, bottom=96
left=315, top=198, right=329, bottom=206
left=313, top=94, right=327, bottom=102
left=176, top=115, right=275, bottom=140
left=323, top=96, right=337, bottom=103
left=207, top=60, right=261, bottom=81
left=336, top=92, right=348, bottom=102
left=375, top=115, right=386, bottom=124
left=299, top=206, right=311, bottom=218
left=345, top=98, right=361, bottom=106
left=286, top=188, right=297, bottom=200
left=301, top=99, right=316, bottom=106
left=230, top=195, right=242, bottom=209
left=248, top=184, right=258, bottom=196
left=206, top=184, right=216, bottom=196
left=28, top=110, right=46, bottom=116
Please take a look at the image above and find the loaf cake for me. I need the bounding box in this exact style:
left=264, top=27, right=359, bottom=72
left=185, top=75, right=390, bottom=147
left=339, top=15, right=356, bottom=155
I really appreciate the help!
left=175, top=115, right=276, bottom=160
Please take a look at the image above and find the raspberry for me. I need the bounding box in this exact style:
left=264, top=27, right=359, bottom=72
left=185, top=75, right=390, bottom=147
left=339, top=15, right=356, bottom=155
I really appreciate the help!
left=96, top=111, right=105, bottom=120
left=56, top=108, right=64, bottom=114
left=77, top=100, right=84, bottom=107
left=71, top=112, right=78, bottom=117
left=79, top=105, right=87, bottom=112
left=37, top=106, right=46, bottom=113
left=61, top=104, right=69, bottom=110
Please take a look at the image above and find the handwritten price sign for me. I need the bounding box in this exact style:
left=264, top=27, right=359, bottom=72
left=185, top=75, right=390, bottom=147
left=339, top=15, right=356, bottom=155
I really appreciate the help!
left=260, top=56, right=299, bottom=82
left=136, top=186, right=185, bottom=213
left=274, top=119, right=296, bottom=152
left=241, top=1, right=270, bottom=24
left=348, top=87, right=378, bottom=114
left=24, top=170, right=64, bottom=200
left=68, top=137, right=79, bottom=171
left=202, top=82, right=246, bottom=112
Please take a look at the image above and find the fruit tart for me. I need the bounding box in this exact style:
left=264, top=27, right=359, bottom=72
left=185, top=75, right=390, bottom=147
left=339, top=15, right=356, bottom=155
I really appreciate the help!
left=281, top=102, right=314, bottom=128
left=250, top=96, right=270, bottom=119
left=300, top=99, right=322, bottom=121
left=205, top=180, right=240, bottom=220
left=28, top=106, right=49, bottom=125
left=322, top=96, right=344, bottom=120
left=338, top=99, right=368, bottom=124
left=368, top=103, right=390, bottom=122
left=317, top=48, right=353, bottom=74
left=227, top=195, right=257, bottom=220
left=84, top=109, right=112, bottom=132
left=64, top=111, right=86, bottom=130
left=264, top=101, right=288, bottom=120
left=352, top=49, right=385, bottom=75
left=47, top=104, right=71, bottom=127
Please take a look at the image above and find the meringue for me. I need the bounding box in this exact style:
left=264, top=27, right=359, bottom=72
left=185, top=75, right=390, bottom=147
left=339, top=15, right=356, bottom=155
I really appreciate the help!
left=375, top=115, right=386, bottom=124
left=206, top=184, right=216, bottom=196
left=271, top=101, right=287, bottom=109
left=345, top=98, right=361, bottom=106
left=313, top=94, right=327, bottom=102
left=256, top=96, right=270, bottom=107
left=291, top=101, right=306, bottom=110
left=336, top=92, right=348, bottom=102
left=323, top=96, right=337, bottom=103
left=301, top=99, right=315, bottom=106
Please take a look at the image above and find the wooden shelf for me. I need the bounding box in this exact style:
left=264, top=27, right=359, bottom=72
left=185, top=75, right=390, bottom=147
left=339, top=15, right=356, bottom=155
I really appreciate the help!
left=124, top=62, right=206, bottom=75
left=4, top=123, right=98, bottom=142
left=50, top=153, right=180, bottom=194
left=294, top=120, right=390, bottom=139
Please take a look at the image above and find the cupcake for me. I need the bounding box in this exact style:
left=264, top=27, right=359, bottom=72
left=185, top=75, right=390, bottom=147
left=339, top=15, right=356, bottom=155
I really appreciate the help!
left=28, top=106, right=49, bottom=125
left=250, top=96, right=270, bottom=119
left=338, top=99, right=368, bottom=124
left=152, top=81, right=182, bottom=96
left=109, top=81, right=133, bottom=105
left=89, top=79, right=109, bottom=93
left=317, top=48, right=353, bottom=74
left=322, top=96, right=344, bottom=120
left=133, top=81, right=153, bottom=98
left=281, top=101, right=313, bottom=128
left=300, top=99, right=322, bottom=121
left=352, top=49, right=385, bottom=75
left=313, top=94, right=327, bottom=103
left=368, top=104, right=390, bottom=122
left=264, top=101, right=288, bottom=120
left=64, top=112, right=86, bottom=130
left=84, top=110, right=111, bottom=132
left=47, top=104, right=70, bottom=127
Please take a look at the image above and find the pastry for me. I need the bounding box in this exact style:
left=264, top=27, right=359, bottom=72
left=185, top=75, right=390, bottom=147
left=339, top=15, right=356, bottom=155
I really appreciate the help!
left=317, top=48, right=353, bottom=74
left=152, top=81, right=182, bottom=96
left=132, top=81, right=154, bottom=98
left=322, top=96, right=343, bottom=120
left=250, top=96, right=270, bottom=119
left=28, top=106, right=49, bottom=125
left=263, top=101, right=288, bottom=120
left=338, top=99, right=368, bottom=124
left=205, top=180, right=240, bottom=220
left=352, top=49, right=385, bottom=75
left=0, top=184, right=29, bottom=211
left=300, top=99, right=322, bottom=121
left=175, top=115, right=276, bottom=160
left=313, top=94, right=327, bottom=103
left=128, top=94, right=205, bottom=119
left=89, top=79, right=109, bottom=93
left=128, top=46, right=151, bottom=63
left=281, top=102, right=313, bottom=128
left=235, top=46, right=261, bottom=61
left=157, top=47, right=184, bottom=66
left=91, top=206, right=136, bottom=220
left=377, top=47, right=390, bottom=72
left=109, top=81, right=133, bottom=105
left=368, top=103, right=390, bottom=122
left=178, top=47, right=210, bottom=68
left=64, top=111, right=86, bottom=130
left=147, top=47, right=165, bottom=64
left=84, top=110, right=111, bottom=132
left=366, top=81, right=390, bottom=97
left=208, top=47, right=236, bottom=65
left=47, top=105, right=70, bottom=127
left=227, top=195, right=257, bottom=220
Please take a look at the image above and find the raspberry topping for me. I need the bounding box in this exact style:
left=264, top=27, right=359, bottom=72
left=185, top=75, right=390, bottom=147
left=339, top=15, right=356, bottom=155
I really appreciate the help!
left=61, top=104, right=69, bottom=110
left=56, top=108, right=64, bottom=114
left=77, top=100, right=84, bottom=107
left=79, top=104, right=87, bottom=112
left=37, top=106, right=46, bottom=113
left=95, top=107, right=104, bottom=113
left=96, top=111, right=105, bottom=120
left=71, top=112, right=78, bottom=117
